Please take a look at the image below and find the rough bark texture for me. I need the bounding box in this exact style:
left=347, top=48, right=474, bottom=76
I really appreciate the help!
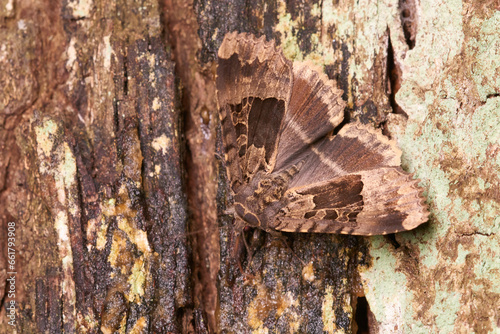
left=1, top=0, right=190, bottom=333
left=0, top=0, right=499, bottom=333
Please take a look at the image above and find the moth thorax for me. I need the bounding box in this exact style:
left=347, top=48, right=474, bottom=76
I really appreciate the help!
left=249, top=166, right=300, bottom=212
left=233, top=164, right=301, bottom=229
left=258, top=178, right=284, bottom=204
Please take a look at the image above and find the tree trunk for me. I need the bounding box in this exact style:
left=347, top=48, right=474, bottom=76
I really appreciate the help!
left=1, top=0, right=499, bottom=333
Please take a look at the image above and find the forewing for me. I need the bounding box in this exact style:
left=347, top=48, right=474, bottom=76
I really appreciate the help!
left=216, top=32, right=293, bottom=191
left=274, top=61, right=345, bottom=172
left=271, top=167, right=428, bottom=235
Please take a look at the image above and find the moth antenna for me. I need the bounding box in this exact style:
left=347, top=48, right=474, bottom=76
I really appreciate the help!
left=231, top=226, right=257, bottom=279
left=241, top=232, right=256, bottom=271
left=290, top=246, right=306, bottom=267
left=214, top=152, right=224, bottom=161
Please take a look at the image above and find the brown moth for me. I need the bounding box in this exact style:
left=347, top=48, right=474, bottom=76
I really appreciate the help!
left=216, top=32, right=428, bottom=239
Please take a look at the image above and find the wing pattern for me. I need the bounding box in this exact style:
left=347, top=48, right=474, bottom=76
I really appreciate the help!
left=216, top=32, right=428, bottom=235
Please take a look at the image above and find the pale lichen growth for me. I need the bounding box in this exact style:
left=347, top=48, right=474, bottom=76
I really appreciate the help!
left=275, top=4, right=302, bottom=61
left=66, top=37, right=77, bottom=73
left=127, top=257, right=146, bottom=303
left=117, top=216, right=151, bottom=254
left=66, top=37, right=78, bottom=92
left=5, top=0, right=14, bottom=13
left=108, top=231, right=128, bottom=272
left=34, top=119, right=58, bottom=163
left=275, top=1, right=336, bottom=67
left=95, top=217, right=109, bottom=251
left=148, top=53, right=156, bottom=68
left=59, top=143, right=77, bottom=214
left=68, top=0, right=94, bottom=19
left=302, top=262, right=315, bottom=282
left=101, top=198, right=116, bottom=216
left=67, top=0, right=93, bottom=19
left=148, top=54, right=157, bottom=88
left=55, top=209, right=77, bottom=329
left=129, top=317, right=148, bottom=334
left=86, top=218, right=98, bottom=251
left=248, top=278, right=296, bottom=332
left=151, top=134, right=171, bottom=155
left=55, top=211, right=73, bottom=265
left=17, top=19, right=27, bottom=31
left=34, top=119, right=78, bottom=327
left=152, top=97, right=161, bottom=111
left=322, top=285, right=341, bottom=334
left=103, top=35, right=113, bottom=70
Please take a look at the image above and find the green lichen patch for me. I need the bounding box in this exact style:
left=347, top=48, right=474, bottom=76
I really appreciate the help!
left=365, top=0, right=500, bottom=331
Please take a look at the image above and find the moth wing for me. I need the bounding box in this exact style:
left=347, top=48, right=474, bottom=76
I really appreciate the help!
left=288, top=122, right=403, bottom=189
left=274, top=61, right=345, bottom=172
left=271, top=168, right=428, bottom=235
left=217, top=32, right=293, bottom=191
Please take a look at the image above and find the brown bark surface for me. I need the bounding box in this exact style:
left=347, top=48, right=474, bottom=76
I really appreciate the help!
left=1, top=0, right=190, bottom=333
left=2, top=0, right=498, bottom=333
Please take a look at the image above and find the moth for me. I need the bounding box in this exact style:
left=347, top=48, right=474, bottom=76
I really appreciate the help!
left=216, top=32, right=428, bottom=240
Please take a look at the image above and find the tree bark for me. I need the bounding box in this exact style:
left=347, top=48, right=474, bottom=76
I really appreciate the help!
left=1, top=0, right=499, bottom=333
left=1, top=1, right=190, bottom=333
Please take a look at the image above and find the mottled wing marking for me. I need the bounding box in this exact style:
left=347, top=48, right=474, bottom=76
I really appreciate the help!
left=273, top=167, right=428, bottom=235
left=276, top=175, right=364, bottom=233
left=217, top=32, right=293, bottom=190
